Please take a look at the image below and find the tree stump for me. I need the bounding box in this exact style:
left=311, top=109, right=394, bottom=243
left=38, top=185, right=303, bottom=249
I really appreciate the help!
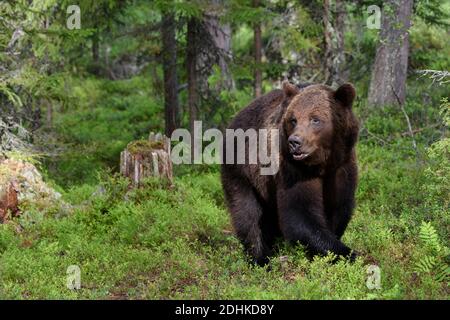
left=120, top=132, right=173, bottom=186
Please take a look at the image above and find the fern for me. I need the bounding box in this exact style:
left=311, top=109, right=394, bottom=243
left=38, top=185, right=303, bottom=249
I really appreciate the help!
left=419, top=221, right=442, bottom=254
left=414, top=255, right=437, bottom=274
left=434, top=264, right=450, bottom=283
left=414, top=222, right=449, bottom=283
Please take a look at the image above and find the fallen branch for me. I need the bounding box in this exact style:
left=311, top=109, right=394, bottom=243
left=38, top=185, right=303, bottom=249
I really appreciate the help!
left=416, top=69, right=450, bottom=86
left=400, top=123, right=442, bottom=137
left=362, top=127, right=389, bottom=145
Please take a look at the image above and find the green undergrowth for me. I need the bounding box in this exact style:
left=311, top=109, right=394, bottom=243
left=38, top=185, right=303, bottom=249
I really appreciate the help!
left=1, top=85, right=448, bottom=300
left=0, top=138, right=448, bottom=299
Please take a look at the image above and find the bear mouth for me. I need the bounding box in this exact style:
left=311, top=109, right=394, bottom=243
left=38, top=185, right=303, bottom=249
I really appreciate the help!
left=292, top=152, right=310, bottom=161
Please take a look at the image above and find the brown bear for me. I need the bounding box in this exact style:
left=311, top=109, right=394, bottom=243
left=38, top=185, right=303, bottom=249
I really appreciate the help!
left=221, top=81, right=359, bottom=265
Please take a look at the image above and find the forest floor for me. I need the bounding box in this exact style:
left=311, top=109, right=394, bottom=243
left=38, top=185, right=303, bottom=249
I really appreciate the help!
left=0, top=143, right=448, bottom=299
left=0, top=79, right=448, bottom=299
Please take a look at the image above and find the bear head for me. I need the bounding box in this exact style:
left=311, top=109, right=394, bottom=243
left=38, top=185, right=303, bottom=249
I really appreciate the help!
left=280, top=81, right=359, bottom=167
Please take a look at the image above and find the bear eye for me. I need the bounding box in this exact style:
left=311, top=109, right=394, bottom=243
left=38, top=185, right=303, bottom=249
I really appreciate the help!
left=290, top=118, right=297, bottom=126
left=310, top=117, right=321, bottom=125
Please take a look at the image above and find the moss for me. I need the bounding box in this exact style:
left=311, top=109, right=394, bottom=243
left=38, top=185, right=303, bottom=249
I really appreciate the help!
left=127, top=140, right=164, bottom=155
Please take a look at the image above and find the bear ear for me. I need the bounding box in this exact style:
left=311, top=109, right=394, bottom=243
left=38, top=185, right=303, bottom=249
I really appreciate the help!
left=282, top=80, right=300, bottom=99
left=334, top=83, right=356, bottom=107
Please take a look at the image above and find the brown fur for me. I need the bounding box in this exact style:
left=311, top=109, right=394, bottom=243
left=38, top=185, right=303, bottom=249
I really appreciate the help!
left=221, top=82, right=359, bottom=265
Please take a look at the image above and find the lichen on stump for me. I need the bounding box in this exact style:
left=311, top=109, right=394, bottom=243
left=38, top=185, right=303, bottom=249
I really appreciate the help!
left=120, top=132, right=173, bottom=186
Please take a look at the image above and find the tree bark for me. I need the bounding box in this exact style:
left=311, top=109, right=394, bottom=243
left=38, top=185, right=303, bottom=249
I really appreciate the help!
left=161, top=12, right=180, bottom=137
left=324, top=0, right=346, bottom=86
left=335, top=0, right=346, bottom=83
left=367, top=0, right=413, bottom=107
left=324, top=0, right=333, bottom=85
left=46, top=100, right=52, bottom=128
left=253, top=0, right=262, bottom=98
left=187, top=18, right=199, bottom=143
left=92, top=31, right=99, bottom=64
left=204, top=0, right=233, bottom=90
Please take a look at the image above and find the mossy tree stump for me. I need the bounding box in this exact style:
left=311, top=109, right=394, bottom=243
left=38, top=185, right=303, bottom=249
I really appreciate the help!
left=120, top=133, right=173, bottom=186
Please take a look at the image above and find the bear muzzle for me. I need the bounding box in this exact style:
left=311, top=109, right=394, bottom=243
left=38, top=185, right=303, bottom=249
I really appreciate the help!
left=288, top=135, right=313, bottom=161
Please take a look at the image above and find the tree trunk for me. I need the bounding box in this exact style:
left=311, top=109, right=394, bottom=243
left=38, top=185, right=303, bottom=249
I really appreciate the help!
left=92, top=31, right=99, bottom=64
left=204, top=0, right=234, bottom=90
left=187, top=18, right=199, bottom=152
left=120, top=133, right=173, bottom=186
left=161, top=12, right=180, bottom=137
left=91, top=28, right=101, bottom=76
left=323, top=0, right=333, bottom=85
left=367, top=0, right=413, bottom=107
left=253, top=0, right=262, bottom=98
left=335, top=0, right=346, bottom=84
left=45, top=100, right=52, bottom=128
left=324, top=0, right=346, bottom=86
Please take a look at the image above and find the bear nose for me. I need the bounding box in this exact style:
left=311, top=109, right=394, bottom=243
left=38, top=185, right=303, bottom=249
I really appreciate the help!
left=288, top=136, right=303, bottom=150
